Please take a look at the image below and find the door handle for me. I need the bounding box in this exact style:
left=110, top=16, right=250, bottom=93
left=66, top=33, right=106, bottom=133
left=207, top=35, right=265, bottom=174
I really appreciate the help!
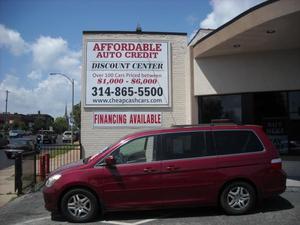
left=166, top=166, right=179, bottom=172
left=143, top=168, right=156, bottom=173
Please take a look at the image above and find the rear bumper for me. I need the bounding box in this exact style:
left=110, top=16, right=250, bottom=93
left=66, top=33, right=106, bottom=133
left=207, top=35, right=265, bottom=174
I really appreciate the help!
left=262, top=169, right=287, bottom=198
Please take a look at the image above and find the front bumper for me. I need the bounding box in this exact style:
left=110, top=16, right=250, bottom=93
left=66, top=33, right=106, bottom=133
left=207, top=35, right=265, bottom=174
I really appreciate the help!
left=43, top=186, right=60, bottom=212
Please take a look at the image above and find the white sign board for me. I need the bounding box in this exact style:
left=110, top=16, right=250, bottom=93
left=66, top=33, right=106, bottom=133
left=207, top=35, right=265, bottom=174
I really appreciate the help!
left=85, top=41, right=170, bottom=107
left=93, top=112, right=162, bottom=127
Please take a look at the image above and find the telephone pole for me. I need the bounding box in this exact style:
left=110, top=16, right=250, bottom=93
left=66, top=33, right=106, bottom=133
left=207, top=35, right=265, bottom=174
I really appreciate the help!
left=5, top=90, right=9, bottom=130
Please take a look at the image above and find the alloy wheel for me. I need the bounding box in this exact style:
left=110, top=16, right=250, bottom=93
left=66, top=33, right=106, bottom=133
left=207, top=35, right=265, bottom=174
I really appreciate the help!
left=227, top=186, right=250, bottom=210
left=67, top=193, right=91, bottom=218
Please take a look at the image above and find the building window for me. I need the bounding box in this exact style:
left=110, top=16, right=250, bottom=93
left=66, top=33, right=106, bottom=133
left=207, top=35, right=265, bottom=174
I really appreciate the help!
left=199, top=95, right=242, bottom=123
left=199, top=91, right=300, bottom=155
left=288, top=91, right=300, bottom=154
left=289, top=91, right=300, bottom=120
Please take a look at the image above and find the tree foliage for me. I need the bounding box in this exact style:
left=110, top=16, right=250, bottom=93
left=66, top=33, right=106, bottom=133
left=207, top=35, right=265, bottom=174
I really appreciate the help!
left=73, top=102, right=81, bottom=129
left=53, top=117, right=68, bottom=134
left=33, top=117, right=52, bottom=133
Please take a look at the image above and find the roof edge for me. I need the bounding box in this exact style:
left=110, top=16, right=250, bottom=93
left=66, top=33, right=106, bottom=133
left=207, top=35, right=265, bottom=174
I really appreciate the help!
left=192, top=0, right=279, bottom=48
left=83, top=30, right=187, bottom=36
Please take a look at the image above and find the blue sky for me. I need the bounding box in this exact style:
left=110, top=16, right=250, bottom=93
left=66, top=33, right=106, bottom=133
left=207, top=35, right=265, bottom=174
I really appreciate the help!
left=0, top=0, right=264, bottom=118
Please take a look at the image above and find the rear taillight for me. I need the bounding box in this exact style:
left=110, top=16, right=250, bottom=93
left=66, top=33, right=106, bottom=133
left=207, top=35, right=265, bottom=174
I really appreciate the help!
left=271, top=158, right=282, bottom=170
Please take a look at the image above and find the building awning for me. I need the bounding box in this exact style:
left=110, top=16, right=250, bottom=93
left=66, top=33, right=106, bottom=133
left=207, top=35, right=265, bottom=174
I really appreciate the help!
left=193, top=0, right=300, bottom=58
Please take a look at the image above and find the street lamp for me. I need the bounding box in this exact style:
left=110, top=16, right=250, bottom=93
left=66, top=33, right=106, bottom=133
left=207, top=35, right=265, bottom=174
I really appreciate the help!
left=49, top=72, right=75, bottom=144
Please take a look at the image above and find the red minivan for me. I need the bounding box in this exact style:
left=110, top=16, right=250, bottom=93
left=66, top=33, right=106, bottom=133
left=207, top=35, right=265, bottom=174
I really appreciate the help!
left=43, top=125, right=286, bottom=222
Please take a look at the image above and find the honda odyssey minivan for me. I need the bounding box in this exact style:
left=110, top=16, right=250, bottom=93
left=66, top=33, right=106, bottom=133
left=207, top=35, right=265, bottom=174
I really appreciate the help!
left=43, top=125, right=286, bottom=222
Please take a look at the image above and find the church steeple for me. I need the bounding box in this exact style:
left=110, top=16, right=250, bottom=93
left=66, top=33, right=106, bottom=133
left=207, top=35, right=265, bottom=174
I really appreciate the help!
left=64, top=103, right=69, bottom=129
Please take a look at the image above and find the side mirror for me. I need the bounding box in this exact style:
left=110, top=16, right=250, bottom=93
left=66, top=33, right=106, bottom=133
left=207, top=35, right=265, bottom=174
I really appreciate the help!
left=105, top=155, right=116, bottom=167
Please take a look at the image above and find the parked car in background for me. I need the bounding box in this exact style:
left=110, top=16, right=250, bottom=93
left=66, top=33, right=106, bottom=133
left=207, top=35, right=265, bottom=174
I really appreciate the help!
left=3, top=138, right=35, bottom=159
left=9, top=129, right=25, bottom=138
left=43, top=124, right=286, bottom=223
left=62, top=131, right=75, bottom=143
left=36, top=130, right=57, bottom=144
left=0, top=133, right=9, bottom=148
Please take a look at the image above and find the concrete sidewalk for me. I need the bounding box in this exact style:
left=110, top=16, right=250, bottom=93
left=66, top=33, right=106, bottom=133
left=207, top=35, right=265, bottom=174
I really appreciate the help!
left=0, top=165, right=17, bottom=208
left=286, top=179, right=300, bottom=187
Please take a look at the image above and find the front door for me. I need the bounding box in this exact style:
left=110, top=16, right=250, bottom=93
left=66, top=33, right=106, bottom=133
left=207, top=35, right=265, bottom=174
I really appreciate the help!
left=100, top=135, right=162, bottom=209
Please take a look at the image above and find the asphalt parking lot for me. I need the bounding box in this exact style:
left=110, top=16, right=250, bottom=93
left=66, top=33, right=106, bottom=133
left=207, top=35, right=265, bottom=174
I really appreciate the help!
left=0, top=186, right=299, bottom=225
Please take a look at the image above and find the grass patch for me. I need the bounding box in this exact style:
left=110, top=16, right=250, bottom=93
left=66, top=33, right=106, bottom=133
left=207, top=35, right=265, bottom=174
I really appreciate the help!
left=49, top=148, right=71, bottom=158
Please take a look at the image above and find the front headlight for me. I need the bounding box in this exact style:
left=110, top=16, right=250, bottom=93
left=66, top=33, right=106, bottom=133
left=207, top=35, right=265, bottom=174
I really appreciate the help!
left=45, top=174, right=61, bottom=188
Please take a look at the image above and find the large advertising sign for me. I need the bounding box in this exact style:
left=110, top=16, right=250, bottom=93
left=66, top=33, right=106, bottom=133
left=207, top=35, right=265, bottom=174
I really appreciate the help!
left=93, top=112, right=162, bottom=127
left=85, top=41, right=170, bottom=107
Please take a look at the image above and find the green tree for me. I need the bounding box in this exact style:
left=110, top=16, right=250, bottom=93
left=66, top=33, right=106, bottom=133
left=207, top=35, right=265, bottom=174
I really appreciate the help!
left=11, top=120, right=28, bottom=130
left=73, top=102, right=81, bottom=129
left=53, top=117, right=68, bottom=134
left=33, top=117, right=46, bottom=133
left=33, top=117, right=53, bottom=133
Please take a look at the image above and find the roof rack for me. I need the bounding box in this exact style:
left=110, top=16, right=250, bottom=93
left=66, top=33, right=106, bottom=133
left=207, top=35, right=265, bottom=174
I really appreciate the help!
left=171, top=124, right=210, bottom=128
left=172, top=119, right=239, bottom=128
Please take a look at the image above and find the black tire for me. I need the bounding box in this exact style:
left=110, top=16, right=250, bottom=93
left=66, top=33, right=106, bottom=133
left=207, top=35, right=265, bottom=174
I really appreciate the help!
left=220, top=181, right=256, bottom=215
left=60, top=188, right=99, bottom=223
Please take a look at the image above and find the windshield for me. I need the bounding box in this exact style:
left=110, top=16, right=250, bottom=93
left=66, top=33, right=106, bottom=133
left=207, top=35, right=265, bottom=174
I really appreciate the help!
left=83, top=146, right=110, bottom=164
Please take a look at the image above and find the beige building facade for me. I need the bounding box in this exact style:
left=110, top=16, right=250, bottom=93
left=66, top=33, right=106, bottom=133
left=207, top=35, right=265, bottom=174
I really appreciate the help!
left=81, top=0, right=300, bottom=156
left=81, top=32, right=188, bottom=155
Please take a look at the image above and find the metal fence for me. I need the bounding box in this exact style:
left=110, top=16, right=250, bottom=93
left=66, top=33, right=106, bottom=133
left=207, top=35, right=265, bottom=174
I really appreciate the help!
left=15, top=151, right=36, bottom=195
left=14, top=144, right=82, bottom=194
left=36, top=144, right=82, bottom=181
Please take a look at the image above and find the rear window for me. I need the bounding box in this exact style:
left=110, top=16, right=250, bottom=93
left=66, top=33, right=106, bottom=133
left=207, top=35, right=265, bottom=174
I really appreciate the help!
left=213, top=130, right=264, bottom=155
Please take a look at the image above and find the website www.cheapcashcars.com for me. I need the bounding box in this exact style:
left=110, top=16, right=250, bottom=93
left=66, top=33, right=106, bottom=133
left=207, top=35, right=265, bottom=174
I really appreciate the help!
left=92, top=97, right=163, bottom=104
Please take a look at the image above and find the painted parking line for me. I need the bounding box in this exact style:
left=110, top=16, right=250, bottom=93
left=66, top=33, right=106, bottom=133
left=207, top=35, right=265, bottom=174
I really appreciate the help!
left=13, top=216, right=51, bottom=225
left=14, top=215, right=160, bottom=225
left=101, top=221, right=133, bottom=225
left=134, top=218, right=157, bottom=225
left=102, top=218, right=157, bottom=225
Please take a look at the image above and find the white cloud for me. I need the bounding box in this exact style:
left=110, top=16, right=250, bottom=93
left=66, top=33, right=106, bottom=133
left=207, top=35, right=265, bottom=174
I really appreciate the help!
left=200, top=0, right=266, bottom=29
left=0, top=24, right=30, bottom=55
left=31, top=36, right=81, bottom=80
left=27, top=70, right=42, bottom=80
left=0, top=25, right=82, bottom=117
left=32, top=36, right=68, bottom=69
left=0, top=74, right=80, bottom=117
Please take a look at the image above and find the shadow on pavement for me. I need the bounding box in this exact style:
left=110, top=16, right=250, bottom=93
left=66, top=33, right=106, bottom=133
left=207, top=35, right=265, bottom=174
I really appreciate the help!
left=0, top=150, right=14, bottom=170
left=258, top=195, right=294, bottom=213
left=52, top=195, right=294, bottom=223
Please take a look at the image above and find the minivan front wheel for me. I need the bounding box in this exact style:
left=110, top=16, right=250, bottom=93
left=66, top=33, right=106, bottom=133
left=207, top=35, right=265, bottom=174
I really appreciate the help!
left=220, top=181, right=255, bottom=215
left=61, top=188, right=99, bottom=223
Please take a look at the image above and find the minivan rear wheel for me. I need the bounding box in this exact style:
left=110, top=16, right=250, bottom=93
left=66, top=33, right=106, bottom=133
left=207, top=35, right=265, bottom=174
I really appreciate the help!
left=61, top=188, right=99, bottom=223
left=220, top=181, right=256, bottom=215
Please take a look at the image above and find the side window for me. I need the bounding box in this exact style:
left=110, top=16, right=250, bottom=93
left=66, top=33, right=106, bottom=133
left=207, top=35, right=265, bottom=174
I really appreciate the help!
left=111, top=136, right=155, bottom=164
left=213, top=130, right=264, bottom=155
left=162, top=132, right=211, bottom=160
